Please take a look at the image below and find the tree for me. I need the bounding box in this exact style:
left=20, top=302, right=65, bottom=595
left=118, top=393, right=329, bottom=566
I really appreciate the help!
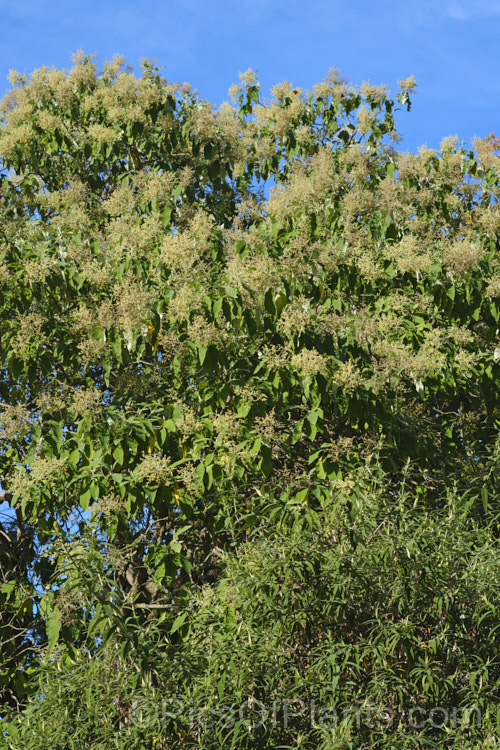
left=0, top=55, right=499, bottom=748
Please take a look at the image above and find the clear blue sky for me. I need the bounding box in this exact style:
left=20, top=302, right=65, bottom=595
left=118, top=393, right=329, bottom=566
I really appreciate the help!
left=0, top=0, right=499, bottom=153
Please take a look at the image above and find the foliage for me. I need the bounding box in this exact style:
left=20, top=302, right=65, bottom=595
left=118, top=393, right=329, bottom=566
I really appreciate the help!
left=0, top=54, right=499, bottom=748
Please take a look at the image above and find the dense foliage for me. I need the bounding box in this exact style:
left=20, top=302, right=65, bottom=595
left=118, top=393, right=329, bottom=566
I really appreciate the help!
left=0, top=54, right=499, bottom=748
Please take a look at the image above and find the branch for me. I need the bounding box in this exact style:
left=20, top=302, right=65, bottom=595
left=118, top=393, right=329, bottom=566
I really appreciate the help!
left=120, top=560, right=159, bottom=601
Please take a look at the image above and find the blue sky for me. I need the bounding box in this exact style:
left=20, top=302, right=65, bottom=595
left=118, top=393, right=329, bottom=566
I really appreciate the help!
left=0, top=0, right=499, bottom=152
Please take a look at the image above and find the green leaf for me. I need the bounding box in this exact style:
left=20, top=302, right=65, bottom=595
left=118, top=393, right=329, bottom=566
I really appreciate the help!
left=292, top=419, right=304, bottom=444
left=194, top=462, right=205, bottom=486
left=294, top=488, right=310, bottom=504
left=0, top=581, right=16, bottom=598
left=68, top=449, right=80, bottom=467
left=113, top=445, right=124, bottom=465
left=198, top=345, right=208, bottom=365
left=46, top=611, right=61, bottom=650
left=481, top=487, right=489, bottom=513
left=259, top=444, right=272, bottom=476
left=80, top=487, right=92, bottom=511
left=170, top=613, right=187, bottom=634
left=172, top=405, right=183, bottom=423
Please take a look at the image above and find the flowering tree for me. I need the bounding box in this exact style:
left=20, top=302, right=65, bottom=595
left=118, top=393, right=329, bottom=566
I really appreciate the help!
left=0, top=55, right=499, bottom=748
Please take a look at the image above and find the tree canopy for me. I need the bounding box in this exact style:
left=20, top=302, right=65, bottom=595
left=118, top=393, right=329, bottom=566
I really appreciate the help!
left=0, top=54, right=499, bottom=749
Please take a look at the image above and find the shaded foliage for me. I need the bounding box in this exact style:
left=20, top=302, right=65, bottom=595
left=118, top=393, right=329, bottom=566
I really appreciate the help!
left=0, top=55, right=499, bottom=748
